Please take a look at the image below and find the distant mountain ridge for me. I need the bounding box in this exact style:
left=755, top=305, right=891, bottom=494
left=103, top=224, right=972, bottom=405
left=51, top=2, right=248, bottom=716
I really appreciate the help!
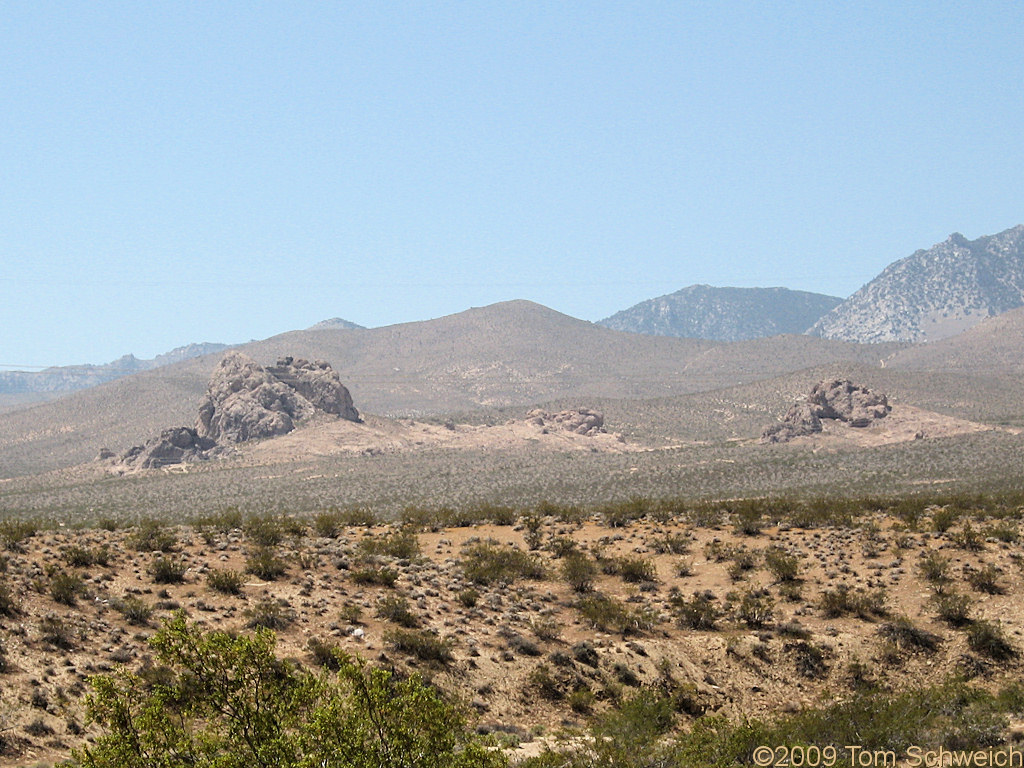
left=0, top=342, right=230, bottom=395
left=598, top=285, right=842, bottom=341
left=810, top=225, right=1024, bottom=343
left=307, top=318, right=365, bottom=330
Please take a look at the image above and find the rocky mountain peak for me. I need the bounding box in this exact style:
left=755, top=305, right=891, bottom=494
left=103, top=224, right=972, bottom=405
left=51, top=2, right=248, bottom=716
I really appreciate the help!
left=810, top=225, right=1024, bottom=343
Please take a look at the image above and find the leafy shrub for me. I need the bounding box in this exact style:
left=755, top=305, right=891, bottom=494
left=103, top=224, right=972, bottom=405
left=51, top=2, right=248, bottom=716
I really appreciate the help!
left=307, top=637, right=344, bottom=670
left=0, top=580, right=19, bottom=617
left=461, top=542, right=545, bottom=585
left=376, top=595, right=419, bottom=628
left=128, top=520, right=177, bottom=552
left=576, top=593, right=656, bottom=635
left=0, top=519, right=38, bottom=550
left=764, top=546, right=800, bottom=582
left=149, top=556, right=189, bottom=584
left=384, top=628, right=454, bottom=664
left=561, top=552, right=597, bottom=592
left=986, top=520, right=1019, bottom=543
left=918, top=550, right=952, bottom=589
left=245, top=547, right=288, bottom=581
left=618, top=556, right=657, bottom=584
left=789, top=640, right=829, bottom=679
left=673, top=591, right=719, bottom=630
left=649, top=533, right=691, bottom=555
left=967, top=564, right=1003, bottom=594
left=206, top=568, right=245, bottom=595
left=967, top=620, right=1017, bottom=661
left=819, top=585, right=887, bottom=620
left=77, top=615, right=502, bottom=768
left=50, top=572, right=86, bottom=605
left=933, top=592, right=972, bottom=626
left=243, top=515, right=286, bottom=547
left=351, top=567, right=398, bottom=587
left=457, top=588, right=480, bottom=608
left=736, top=589, right=774, bottom=628
left=357, top=529, right=421, bottom=560
left=40, top=615, right=74, bottom=649
left=62, top=545, right=111, bottom=568
left=244, top=598, right=296, bottom=630
left=932, top=507, right=960, bottom=533
left=954, top=522, right=985, bottom=552
left=878, top=616, right=942, bottom=654
left=111, top=596, right=153, bottom=626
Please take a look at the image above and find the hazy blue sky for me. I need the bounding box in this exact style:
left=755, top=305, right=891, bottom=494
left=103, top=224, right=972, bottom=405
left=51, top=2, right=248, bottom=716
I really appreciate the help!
left=3, top=1, right=1022, bottom=367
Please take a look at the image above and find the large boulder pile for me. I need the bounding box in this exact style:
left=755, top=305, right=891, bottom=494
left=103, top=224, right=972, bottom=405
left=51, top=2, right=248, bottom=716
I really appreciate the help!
left=762, top=380, right=891, bottom=444
left=107, top=352, right=359, bottom=470
left=196, top=353, right=359, bottom=443
left=526, top=407, right=605, bottom=436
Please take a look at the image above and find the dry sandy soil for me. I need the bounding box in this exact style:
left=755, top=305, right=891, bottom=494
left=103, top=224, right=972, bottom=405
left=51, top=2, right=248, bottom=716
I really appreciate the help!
left=2, top=507, right=1024, bottom=766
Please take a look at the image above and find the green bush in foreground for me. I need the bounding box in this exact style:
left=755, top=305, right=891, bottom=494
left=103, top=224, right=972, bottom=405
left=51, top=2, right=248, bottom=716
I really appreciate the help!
left=78, top=615, right=504, bottom=768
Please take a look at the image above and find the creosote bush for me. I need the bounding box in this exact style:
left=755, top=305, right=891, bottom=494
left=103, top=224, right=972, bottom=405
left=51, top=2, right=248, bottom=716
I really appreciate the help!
left=206, top=568, right=245, bottom=595
left=78, top=615, right=502, bottom=768
left=461, top=542, right=545, bottom=585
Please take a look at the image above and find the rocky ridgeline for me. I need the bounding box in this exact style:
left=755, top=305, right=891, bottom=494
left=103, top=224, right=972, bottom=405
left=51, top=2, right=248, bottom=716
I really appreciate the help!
left=526, top=407, right=606, bottom=436
left=810, top=225, right=1024, bottom=343
left=761, top=379, right=891, bottom=444
left=104, top=352, right=360, bottom=469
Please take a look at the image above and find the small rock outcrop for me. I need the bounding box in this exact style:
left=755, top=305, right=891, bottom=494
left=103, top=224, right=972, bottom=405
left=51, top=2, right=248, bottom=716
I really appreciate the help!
left=108, top=352, right=359, bottom=470
left=117, top=427, right=216, bottom=469
left=526, top=408, right=605, bottom=436
left=762, top=380, right=891, bottom=443
left=196, top=353, right=360, bottom=443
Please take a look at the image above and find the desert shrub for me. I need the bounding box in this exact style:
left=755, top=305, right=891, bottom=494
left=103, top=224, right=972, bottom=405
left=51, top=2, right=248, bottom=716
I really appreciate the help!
left=529, top=663, right=564, bottom=700
left=547, top=536, right=579, bottom=558
left=529, top=616, right=561, bottom=642
left=357, top=529, right=420, bottom=560
left=726, top=549, right=758, bottom=581
left=313, top=511, right=344, bottom=538
left=933, top=591, right=972, bottom=626
left=618, top=556, right=657, bottom=584
left=601, top=497, right=650, bottom=528
left=339, top=603, right=364, bottom=625
left=568, top=688, right=595, bottom=714
left=736, top=589, right=774, bottom=628
left=967, top=621, right=1017, bottom=661
left=561, top=552, right=597, bottom=592
left=243, top=514, right=286, bottom=547
left=955, top=522, right=985, bottom=551
left=918, top=550, right=952, bottom=589
left=350, top=567, right=398, bottom=587
left=457, top=587, right=479, bottom=608
left=384, top=628, right=454, bottom=664
left=376, top=595, right=419, bottom=628
left=77, top=615, right=502, bottom=768
left=128, top=520, right=177, bottom=552
left=0, top=580, right=19, bottom=616
left=734, top=506, right=762, bottom=536
left=789, top=640, right=829, bottom=679
left=40, top=615, right=74, bottom=649
left=244, top=598, right=296, bottom=630
left=50, top=572, right=86, bottom=605
left=307, top=637, right=344, bottom=670
left=62, top=545, right=111, bottom=568
left=819, top=585, right=887, bottom=620
left=675, top=558, right=694, bottom=577
left=475, top=503, right=518, bottom=526
left=0, top=519, right=38, bottom=550
left=245, top=547, right=288, bottom=581
left=763, top=546, right=800, bottom=582
left=111, top=596, right=153, bottom=626
left=461, top=542, right=545, bottom=585
left=932, top=507, right=960, bottom=533
left=192, top=507, right=244, bottom=537
left=150, top=556, right=189, bottom=584
left=673, top=591, right=719, bottom=630
left=649, top=533, right=691, bottom=555
left=206, top=568, right=245, bottom=595
left=986, top=520, right=1019, bottom=543
left=576, top=593, right=655, bottom=635
left=878, top=616, right=942, bottom=654
left=967, top=564, right=1003, bottom=594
